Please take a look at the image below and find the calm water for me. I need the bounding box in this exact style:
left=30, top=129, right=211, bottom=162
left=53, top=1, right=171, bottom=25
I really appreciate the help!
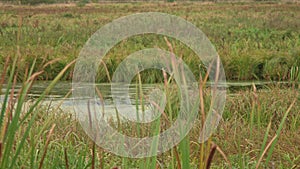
left=0, top=80, right=283, bottom=98
left=0, top=80, right=295, bottom=121
left=1, top=81, right=157, bottom=100
left=0, top=82, right=159, bottom=121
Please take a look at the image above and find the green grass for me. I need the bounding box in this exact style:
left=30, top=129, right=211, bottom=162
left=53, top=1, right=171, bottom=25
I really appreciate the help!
left=1, top=74, right=299, bottom=168
left=1, top=42, right=299, bottom=168
left=0, top=68, right=299, bottom=168
left=0, top=2, right=299, bottom=82
left=0, top=1, right=299, bottom=169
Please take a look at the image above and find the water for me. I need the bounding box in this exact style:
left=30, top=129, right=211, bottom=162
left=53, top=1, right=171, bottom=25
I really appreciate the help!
left=0, top=80, right=282, bottom=98
left=0, top=81, right=159, bottom=122
left=0, top=80, right=295, bottom=122
left=0, top=81, right=158, bottom=99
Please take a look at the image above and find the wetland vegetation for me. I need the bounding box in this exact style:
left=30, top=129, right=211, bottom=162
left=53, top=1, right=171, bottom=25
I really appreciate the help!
left=0, top=1, right=299, bottom=169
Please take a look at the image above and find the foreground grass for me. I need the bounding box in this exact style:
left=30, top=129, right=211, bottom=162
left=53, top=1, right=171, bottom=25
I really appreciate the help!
left=5, top=85, right=298, bottom=168
left=0, top=53, right=299, bottom=168
left=0, top=2, right=299, bottom=82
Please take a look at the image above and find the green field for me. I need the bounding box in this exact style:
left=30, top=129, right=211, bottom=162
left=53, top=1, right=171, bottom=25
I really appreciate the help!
left=0, top=1, right=299, bottom=169
left=0, top=2, right=299, bottom=82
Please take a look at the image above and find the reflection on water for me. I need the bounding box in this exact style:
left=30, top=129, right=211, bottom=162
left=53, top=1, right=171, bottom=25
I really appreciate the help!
left=0, top=81, right=295, bottom=122
left=1, top=81, right=286, bottom=98
left=0, top=81, right=159, bottom=122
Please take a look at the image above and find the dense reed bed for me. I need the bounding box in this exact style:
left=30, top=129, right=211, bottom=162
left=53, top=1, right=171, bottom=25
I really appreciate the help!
left=0, top=2, right=299, bottom=82
left=0, top=55, right=299, bottom=168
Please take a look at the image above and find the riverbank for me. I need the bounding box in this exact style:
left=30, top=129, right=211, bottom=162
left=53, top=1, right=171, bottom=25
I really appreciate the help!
left=0, top=2, right=299, bottom=82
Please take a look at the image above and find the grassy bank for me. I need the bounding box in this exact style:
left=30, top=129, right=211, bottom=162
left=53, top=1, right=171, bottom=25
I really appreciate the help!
left=6, top=91, right=300, bottom=168
left=0, top=2, right=299, bottom=82
left=0, top=55, right=299, bottom=168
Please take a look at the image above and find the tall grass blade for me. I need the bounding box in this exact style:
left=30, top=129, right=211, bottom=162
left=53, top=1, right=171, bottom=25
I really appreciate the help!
left=259, top=119, right=272, bottom=159
left=1, top=58, right=37, bottom=168
left=205, top=143, right=217, bottom=169
left=265, top=98, right=296, bottom=165
left=39, top=124, right=56, bottom=169
left=255, top=134, right=277, bottom=169
left=9, top=60, right=75, bottom=168
left=0, top=56, right=16, bottom=130
left=180, top=136, right=190, bottom=169
left=145, top=118, right=160, bottom=169
left=64, top=148, right=69, bottom=169
left=0, top=56, right=10, bottom=94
